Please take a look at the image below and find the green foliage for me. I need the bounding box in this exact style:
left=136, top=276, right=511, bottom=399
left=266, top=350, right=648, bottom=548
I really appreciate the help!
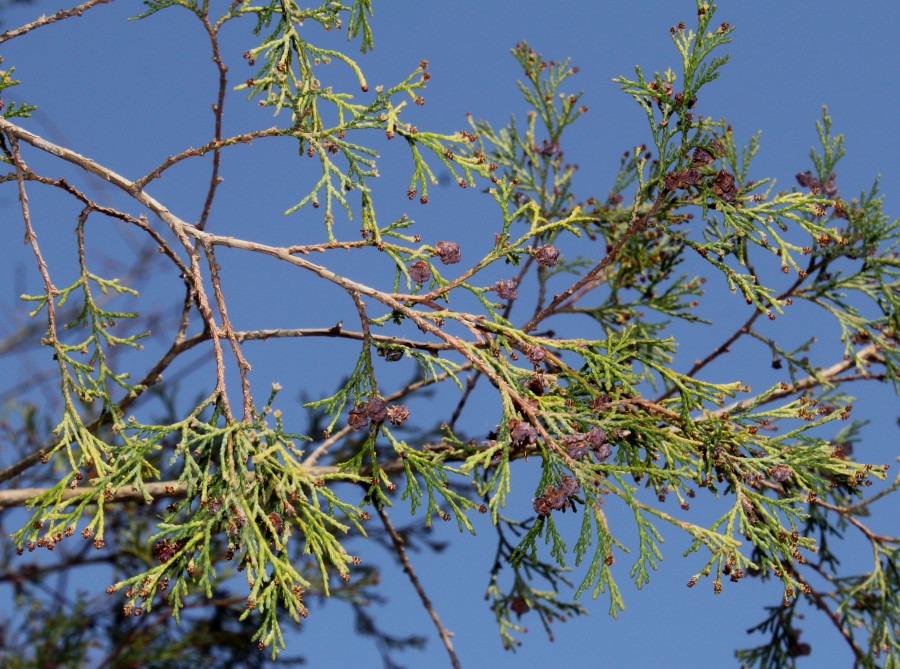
left=0, top=0, right=898, bottom=666
left=0, top=56, right=35, bottom=119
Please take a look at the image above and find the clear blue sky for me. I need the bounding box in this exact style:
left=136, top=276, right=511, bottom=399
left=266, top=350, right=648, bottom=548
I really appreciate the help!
left=1, top=1, right=898, bottom=666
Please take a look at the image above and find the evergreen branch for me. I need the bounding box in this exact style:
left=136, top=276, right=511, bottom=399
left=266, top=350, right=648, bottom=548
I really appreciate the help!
left=2, top=3, right=898, bottom=664
left=522, top=191, right=666, bottom=333
left=712, top=342, right=884, bottom=417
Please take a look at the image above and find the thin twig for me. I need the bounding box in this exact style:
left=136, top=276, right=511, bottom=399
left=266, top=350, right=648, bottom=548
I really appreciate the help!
left=522, top=191, right=665, bottom=333
left=301, top=365, right=469, bottom=467
left=790, top=567, right=866, bottom=663
left=25, top=172, right=190, bottom=277
left=201, top=239, right=254, bottom=419
left=0, top=0, right=114, bottom=44
left=809, top=495, right=899, bottom=545
left=448, top=372, right=481, bottom=430
left=132, top=128, right=283, bottom=192
left=5, top=129, right=67, bottom=425
left=656, top=257, right=817, bottom=402
left=374, top=502, right=462, bottom=669
left=708, top=342, right=883, bottom=418
left=196, top=6, right=227, bottom=230
left=173, top=226, right=233, bottom=418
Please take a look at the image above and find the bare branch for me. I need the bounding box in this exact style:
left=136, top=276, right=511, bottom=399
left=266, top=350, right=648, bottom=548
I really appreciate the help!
left=375, top=502, right=462, bottom=669
left=0, top=0, right=115, bottom=44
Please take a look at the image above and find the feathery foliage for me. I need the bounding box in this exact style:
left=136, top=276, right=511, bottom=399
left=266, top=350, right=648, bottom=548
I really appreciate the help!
left=0, top=1, right=898, bottom=666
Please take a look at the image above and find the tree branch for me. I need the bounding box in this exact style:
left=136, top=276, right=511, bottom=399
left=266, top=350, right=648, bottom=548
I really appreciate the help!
left=375, top=502, right=462, bottom=669
left=0, top=0, right=114, bottom=44
left=791, top=567, right=866, bottom=663
left=710, top=342, right=884, bottom=418
left=521, top=191, right=665, bottom=333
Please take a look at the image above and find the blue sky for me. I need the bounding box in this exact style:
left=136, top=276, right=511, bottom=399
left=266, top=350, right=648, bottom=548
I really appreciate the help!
left=1, top=1, right=898, bottom=666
